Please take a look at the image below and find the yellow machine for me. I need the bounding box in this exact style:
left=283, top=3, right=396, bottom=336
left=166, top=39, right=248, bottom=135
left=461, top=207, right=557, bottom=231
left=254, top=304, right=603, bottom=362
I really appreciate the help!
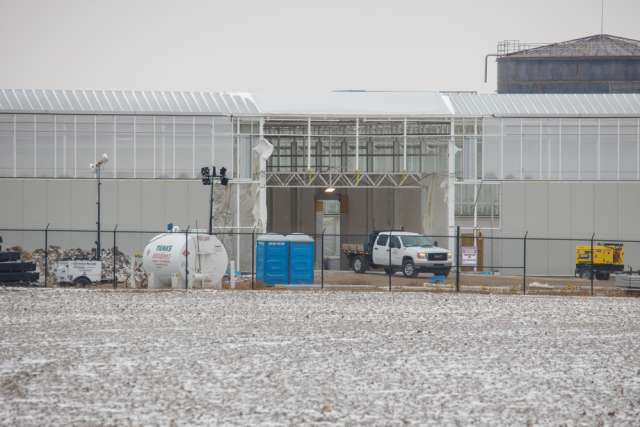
left=575, top=243, right=624, bottom=280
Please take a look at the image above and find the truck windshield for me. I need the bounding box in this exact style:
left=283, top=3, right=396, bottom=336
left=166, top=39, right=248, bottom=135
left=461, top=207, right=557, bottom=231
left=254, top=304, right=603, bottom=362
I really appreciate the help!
left=401, top=236, right=433, bottom=248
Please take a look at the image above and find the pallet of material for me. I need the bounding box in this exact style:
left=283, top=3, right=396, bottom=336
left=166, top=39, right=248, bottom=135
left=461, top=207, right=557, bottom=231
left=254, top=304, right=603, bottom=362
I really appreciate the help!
left=0, top=262, right=36, bottom=273
left=614, top=274, right=640, bottom=290
left=0, top=272, right=40, bottom=283
left=341, top=243, right=366, bottom=254
left=0, top=252, right=21, bottom=262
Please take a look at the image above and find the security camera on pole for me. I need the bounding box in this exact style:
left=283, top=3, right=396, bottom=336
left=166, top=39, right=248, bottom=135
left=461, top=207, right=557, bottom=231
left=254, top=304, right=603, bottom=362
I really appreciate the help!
left=201, top=166, right=230, bottom=235
left=90, top=153, right=109, bottom=261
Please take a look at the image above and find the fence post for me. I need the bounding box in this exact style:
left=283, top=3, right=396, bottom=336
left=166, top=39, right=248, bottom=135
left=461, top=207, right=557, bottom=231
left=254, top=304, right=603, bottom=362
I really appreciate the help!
left=44, top=223, right=49, bottom=288
left=388, top=231, right=392, bottom=292
left=523, top=231, right=528, bottom=295
left=455, top=226, right=460, bottom=292
left=590, top=232, right=595, bottom=296
left=320, top=230, right=325, bottom=290
left=112, top=225, right=118, bottom=289
left=185, top=226, right=190, bottom=290
left=251, top=228, right=255, bottom=290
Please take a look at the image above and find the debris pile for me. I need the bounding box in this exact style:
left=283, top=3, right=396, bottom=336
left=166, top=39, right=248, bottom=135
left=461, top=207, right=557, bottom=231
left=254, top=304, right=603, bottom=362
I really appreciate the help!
left=24, top=246, right=147, bottom=287
left=130, top=254, right=149, bottom=288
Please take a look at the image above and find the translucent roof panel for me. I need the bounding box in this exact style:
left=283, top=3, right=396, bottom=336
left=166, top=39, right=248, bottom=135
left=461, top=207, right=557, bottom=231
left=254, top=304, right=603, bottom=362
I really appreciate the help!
left=4, top=89, right=640, bottom=118
left=253, top=91, right=455, bottom=117
left=446, top=93, right=640, bottom=117
left=0, top=89, right=260, bottom=116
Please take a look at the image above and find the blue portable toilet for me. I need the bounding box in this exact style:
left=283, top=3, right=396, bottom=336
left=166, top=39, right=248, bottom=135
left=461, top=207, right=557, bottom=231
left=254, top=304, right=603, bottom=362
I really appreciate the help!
left=256, top=234, right=289, bottom=285
left=286, top=234, right=315, bottom=285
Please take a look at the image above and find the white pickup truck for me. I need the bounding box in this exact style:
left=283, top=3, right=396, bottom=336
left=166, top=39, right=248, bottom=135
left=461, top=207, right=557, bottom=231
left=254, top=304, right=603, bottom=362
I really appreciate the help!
left=343, top=231, right=452, bottom=277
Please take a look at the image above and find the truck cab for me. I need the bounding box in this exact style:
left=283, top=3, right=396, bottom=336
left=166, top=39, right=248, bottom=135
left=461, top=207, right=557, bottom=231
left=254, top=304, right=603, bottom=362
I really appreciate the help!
left=371, top=231, right=452, bottom=277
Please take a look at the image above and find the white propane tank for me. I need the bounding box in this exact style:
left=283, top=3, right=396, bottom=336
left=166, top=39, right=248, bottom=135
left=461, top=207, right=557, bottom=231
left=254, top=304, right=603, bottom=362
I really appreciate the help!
left=142, top=229, right=228, bottom=289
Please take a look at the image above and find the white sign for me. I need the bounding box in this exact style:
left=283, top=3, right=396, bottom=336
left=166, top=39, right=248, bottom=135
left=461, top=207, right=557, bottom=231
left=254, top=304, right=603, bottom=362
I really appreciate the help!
left=461, top=247, right=477, bottom=266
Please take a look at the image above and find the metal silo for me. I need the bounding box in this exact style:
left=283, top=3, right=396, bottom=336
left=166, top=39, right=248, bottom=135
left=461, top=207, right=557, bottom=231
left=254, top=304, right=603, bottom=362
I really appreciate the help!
left=494, top=34, right=640, bottom=94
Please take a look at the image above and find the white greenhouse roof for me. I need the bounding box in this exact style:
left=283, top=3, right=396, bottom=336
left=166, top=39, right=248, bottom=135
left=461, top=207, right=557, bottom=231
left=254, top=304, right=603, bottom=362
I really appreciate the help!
left=446, top=93, right=640, bottom=117
left=252, top=91, right=455, bottom=117
left=1, top=88, right=640, bottom=118
left=0, top=89, right=259, bottom=115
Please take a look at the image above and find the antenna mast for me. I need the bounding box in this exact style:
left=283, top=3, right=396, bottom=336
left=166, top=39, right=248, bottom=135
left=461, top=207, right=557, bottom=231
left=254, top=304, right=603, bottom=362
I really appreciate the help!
left=601, top=0, right=604, bottom=35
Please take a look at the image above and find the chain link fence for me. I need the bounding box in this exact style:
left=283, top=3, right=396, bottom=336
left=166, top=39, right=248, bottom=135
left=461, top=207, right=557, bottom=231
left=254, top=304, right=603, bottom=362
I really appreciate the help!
left=1, top=227, right=639, bottom=297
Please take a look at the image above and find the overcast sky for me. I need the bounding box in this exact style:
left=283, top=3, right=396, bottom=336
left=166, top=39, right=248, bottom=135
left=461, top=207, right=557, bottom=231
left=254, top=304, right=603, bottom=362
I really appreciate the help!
left=1, top=0, right=639, bottom=94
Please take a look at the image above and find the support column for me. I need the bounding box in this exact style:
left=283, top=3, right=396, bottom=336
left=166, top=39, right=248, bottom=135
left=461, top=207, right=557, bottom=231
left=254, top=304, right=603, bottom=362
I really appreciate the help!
left=448, top=119, right=456, bottom=252
left=558, top=118, right=563, bottom=180
left=236, top=183, right=240, bottom=271
left=133, top=116, right=137, bottom=178
left=153, top=116, right=157, bottom=178
left=12, top=114, right=16, bottom=178
left=617, top=119, right=621, bottom=181
left=33, top=115, right=37, bottom=177
left=577, top=119, right=581, bottom=180
left=113, top=116, right=117, bottom=178
left=356, top=118, right=360, bottom=171
left=53, top=115, right=57, bottom=177
left=307, top=118, right=311, bottom=170
left=403, top=118, right=407, bottom=171
left=257, top=119, right=268, bottom=233
left=172, top=116, right=176, bottom=179
left=73, top=116, right=77, bottom=178
left=393, top=189, right=400, bottom=229
left=473, top=119, right=479, bottom=272
left=597, top=119, right=601, bottom=180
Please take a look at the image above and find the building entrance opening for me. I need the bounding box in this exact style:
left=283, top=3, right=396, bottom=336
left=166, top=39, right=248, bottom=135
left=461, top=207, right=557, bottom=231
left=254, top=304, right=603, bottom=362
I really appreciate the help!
left=316, top=199, right=341, bottom=270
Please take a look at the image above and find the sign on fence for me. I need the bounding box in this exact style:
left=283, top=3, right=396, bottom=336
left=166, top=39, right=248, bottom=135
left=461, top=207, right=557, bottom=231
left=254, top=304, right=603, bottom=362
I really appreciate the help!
left=461, top=246, right=477, bottom=266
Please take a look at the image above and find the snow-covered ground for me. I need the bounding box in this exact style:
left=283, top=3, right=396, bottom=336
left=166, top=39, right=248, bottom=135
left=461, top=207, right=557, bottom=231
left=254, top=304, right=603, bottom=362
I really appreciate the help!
left=1, top=288, right=639, bottom=426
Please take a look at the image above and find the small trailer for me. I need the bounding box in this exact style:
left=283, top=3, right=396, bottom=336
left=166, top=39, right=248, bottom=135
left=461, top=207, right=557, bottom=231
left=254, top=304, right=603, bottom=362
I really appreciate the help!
left=54, top=260, right=102, bottom=286
left=342, top=231, right=452, bottom=278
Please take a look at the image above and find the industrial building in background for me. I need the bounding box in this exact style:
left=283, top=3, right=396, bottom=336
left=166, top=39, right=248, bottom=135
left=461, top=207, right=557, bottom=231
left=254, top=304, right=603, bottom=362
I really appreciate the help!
left=1, top=33, right=640, bottom=277
left=489, top=34, right=640, bottom=93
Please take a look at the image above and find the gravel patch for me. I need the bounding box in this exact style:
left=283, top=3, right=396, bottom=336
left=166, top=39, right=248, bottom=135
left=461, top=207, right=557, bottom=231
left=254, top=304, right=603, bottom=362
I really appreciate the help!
left=1, top=288, right=640, bottom=425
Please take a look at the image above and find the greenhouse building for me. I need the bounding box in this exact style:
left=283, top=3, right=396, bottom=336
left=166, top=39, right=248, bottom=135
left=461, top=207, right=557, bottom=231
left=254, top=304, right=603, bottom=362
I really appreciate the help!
left=0, top=89, right=639, bottom=275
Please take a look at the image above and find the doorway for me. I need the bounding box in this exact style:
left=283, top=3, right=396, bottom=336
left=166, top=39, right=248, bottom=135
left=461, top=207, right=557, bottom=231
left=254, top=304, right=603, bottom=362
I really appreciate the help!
left=316, top=199, right=341, bottom=270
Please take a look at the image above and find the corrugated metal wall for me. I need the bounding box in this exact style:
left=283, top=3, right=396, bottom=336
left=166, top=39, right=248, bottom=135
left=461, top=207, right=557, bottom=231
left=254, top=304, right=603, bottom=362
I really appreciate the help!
left=467, top=182, right=640, bottom=276
left=0, top=179, right=257, bottom=270
left=498, top=58, right=640, bottom=94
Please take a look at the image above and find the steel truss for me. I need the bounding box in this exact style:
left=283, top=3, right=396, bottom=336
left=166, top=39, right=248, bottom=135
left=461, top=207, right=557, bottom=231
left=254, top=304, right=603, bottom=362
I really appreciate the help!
left=265, top=171, right=429, bottom=188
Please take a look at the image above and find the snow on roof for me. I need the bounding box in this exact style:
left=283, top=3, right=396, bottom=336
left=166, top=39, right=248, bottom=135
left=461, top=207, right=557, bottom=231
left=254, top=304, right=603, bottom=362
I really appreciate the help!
left=251, top=91, right=455, bottom=117
left=445, top=92, right=640, bottom=117
left=1, top=89, right=640, bottom=118
left=0, top=89, right=259, bottom=116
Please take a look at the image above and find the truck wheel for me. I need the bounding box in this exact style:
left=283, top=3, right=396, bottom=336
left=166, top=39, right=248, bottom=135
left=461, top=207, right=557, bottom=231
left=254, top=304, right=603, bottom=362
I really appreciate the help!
left=402, top=259, right=418, bottom=278
left=352, top=256, right=367, bottom=274
left=73, top=276, right=91, bottom=287
left=578, top=270, right=592, bottom=280
left=595, top=271, right=609, bottom=281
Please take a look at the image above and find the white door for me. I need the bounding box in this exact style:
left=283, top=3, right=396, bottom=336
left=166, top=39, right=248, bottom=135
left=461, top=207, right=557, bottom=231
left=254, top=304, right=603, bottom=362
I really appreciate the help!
left=389, top=235, right=403, bottom=266
left=372, top=234, right=390, bottom=266
left=316, top=199, right=341, bottom=270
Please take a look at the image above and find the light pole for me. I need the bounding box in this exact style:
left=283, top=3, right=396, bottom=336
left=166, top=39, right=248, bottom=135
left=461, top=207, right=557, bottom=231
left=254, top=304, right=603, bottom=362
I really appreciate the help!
left=90, top=153, right=109, bottom=261
left=200, top=166, right=229, bottom=235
